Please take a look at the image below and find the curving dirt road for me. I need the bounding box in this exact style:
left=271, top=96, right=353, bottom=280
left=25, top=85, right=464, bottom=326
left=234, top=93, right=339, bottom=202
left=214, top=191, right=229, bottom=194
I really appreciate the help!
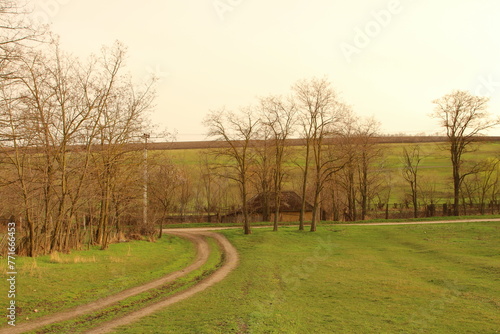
left=0, top=231, right=236, bottom=334
left=86, top=232, right=239, bottom=333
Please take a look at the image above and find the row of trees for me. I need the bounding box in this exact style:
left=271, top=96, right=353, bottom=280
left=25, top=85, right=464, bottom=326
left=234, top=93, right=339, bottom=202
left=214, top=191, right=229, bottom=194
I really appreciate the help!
left=0, top=2, right=156, bottom=256
left=203, top=79, right=500, bottom=234
left=1, top=1, right=498, bottom=252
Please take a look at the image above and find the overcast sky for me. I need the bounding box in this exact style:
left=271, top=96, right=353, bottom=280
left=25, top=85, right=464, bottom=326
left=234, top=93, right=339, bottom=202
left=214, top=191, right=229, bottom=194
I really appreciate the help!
left=29, top=0, right=500, bottom=141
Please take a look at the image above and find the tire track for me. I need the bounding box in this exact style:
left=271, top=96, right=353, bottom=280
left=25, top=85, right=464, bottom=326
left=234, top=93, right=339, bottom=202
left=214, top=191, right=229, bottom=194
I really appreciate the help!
left=86, top=232, right=238, bottom=334
left=0, top=232, right=210, bottom=334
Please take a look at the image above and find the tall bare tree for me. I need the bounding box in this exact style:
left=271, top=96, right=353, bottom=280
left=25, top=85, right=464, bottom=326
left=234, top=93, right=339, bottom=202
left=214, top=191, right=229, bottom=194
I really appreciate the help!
left=91, top=43, right=155, bottom=249
left=259, top=95, right=296, bottom=231
left=431, top=90, right=498, bottom=216
left=356, top=117, right=383, bottom=220
left=401, top=145, right=423, bottom=218
left=293, top=77, right=345, bottom=231
left=204, top=107, right=259, bottom=234
left=337, top=111, right=359, bottom=221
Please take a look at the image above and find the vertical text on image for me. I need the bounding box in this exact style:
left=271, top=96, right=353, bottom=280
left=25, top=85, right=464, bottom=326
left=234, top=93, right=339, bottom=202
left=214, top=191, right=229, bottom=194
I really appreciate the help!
left=6, top=219, right=17, bottom=327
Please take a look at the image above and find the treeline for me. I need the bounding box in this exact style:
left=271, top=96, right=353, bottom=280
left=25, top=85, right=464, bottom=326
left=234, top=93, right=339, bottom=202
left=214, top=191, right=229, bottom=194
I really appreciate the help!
left=199, top=77, right=392, bottom=234
left=145, top=80, right=500, bottom=237
left=2, top=2, right=500, bottom=254
left=0, top=3, right=156, bottom=256
left=196, top=79, right=500, bottom=234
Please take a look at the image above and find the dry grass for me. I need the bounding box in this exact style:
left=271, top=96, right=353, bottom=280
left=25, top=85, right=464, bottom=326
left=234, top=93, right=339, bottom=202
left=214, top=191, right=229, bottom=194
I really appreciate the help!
left=49, top=251, right=96, bottom=264
left=108, top=256, right=124, bottom=263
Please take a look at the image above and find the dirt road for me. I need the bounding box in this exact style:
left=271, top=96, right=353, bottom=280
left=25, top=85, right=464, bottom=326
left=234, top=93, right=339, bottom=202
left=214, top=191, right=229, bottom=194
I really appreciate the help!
left=0, top=231, right=225, bottom=334
left=86, top=232, right=238, bottom=333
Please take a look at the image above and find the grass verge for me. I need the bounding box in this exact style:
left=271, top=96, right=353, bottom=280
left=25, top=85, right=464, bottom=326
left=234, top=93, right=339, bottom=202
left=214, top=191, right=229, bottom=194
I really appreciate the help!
left=163, top=214, right=500, bottom=229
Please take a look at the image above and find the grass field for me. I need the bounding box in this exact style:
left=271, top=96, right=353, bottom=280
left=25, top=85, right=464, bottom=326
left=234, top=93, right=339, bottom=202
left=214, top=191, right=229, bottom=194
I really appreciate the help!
left=120, top=222, right=500, bottom=333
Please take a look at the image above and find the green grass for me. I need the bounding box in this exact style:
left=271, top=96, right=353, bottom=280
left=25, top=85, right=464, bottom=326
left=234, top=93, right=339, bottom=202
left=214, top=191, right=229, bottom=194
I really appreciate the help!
left=4, top=235, right=195, bottom=325
left=121, top=222, right=500, bottom=333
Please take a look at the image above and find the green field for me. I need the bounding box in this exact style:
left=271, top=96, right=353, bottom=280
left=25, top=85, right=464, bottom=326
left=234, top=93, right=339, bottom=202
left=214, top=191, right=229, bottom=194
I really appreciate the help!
left=162, top=140, right=500, bottom=207
left=119, top=222, right=500, bottom=333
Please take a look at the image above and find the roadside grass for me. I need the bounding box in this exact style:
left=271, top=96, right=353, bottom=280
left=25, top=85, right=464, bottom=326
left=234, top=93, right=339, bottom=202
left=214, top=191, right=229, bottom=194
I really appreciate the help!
left=3, top=235, right=195, bottom=325
left=330, top=214, right=500, bottom=224
left=34, top=237, right=224, bottom=334
left=122, top=222, right=500, bottom=333
left=163, top=214, right=500, bottom=229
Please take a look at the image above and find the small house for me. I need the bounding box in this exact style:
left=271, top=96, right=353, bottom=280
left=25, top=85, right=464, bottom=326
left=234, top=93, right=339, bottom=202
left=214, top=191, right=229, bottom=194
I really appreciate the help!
left=224, top=191, right=314, bottom=223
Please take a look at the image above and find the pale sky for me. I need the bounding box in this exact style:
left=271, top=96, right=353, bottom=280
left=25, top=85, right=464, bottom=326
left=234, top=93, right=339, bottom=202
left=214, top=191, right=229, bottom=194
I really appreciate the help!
left=29, top=0, right=500, bottom=141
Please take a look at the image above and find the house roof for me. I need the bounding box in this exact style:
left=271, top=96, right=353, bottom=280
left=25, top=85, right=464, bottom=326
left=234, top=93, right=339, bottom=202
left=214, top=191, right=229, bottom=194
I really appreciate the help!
left=246, top=191, right=314, bottom=213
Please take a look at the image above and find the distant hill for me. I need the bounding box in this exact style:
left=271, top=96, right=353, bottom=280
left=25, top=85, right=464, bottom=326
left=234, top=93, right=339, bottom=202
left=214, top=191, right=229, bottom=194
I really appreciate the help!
left=4, top=136, right=499, bottom=153
left=140, top=136, right=500, bottom=151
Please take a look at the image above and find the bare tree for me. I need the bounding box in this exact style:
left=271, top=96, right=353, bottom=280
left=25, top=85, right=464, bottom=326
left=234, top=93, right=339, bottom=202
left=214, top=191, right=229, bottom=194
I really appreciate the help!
left=0, top=1, right=39, bottom=45
left=251, top=124, right=273, bottom=222
left=293, top=77, right=345, bottom=231
left=335, top=114, right=384, bottom=221
left=149, top=161, right=183, bottom=238
left=462, top=158, right=500, bottom=215
left=259, top=95, right=296, bottom=231
left=337, top=112, right=359, bottom=221
left=204, top=107, right=259, bottom=235
left=0, top=0, right=46, bottom=85
left=0, top=41, right=100, bottom=255
left=401, top=145, right=424, bottom=218
left=91, top=44, right=155, bottom=249
left=355, top=117, right=383, bottom=220
left=0, top=40, right=155, bottom=255
left=431, top=90, right=498, bottom=216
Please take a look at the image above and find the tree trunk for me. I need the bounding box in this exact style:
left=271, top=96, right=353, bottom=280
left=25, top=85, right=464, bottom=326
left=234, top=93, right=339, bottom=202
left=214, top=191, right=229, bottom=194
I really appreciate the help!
left=241, top=179, right=251, bottom=235
left=273, top=190, right=280, bottom=232
left=299, top=141, right=311, bottom=231
left=453, top=162, right=460, bottom=216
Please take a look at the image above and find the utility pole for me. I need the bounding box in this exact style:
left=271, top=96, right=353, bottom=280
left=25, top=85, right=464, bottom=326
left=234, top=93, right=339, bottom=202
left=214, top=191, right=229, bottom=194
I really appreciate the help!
left=142, top=133, right=150, bottom=229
